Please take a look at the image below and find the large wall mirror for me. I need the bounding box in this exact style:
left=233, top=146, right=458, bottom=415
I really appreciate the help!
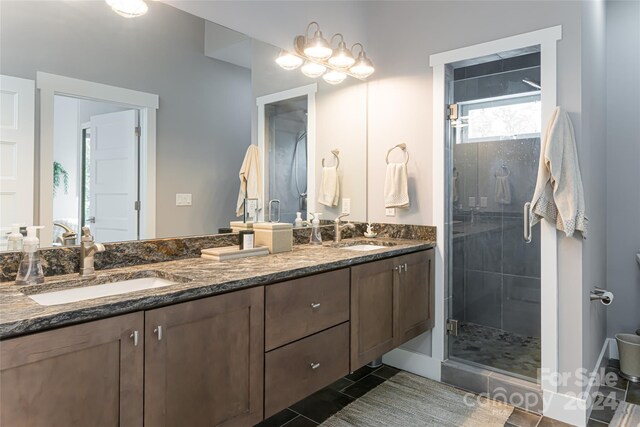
left=0, top=0, right=368, bottom=250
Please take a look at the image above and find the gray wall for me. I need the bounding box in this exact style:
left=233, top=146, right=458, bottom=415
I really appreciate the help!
left=0, top=1, right=252, bottom=238
left=606, top=0, right=640, bottom=337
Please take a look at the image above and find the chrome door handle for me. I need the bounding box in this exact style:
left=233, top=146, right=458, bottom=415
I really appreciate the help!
left=310, top=362, right=321, bottom=370
left=154, top=326, right=163, bottom=341
left=130, top=330, right=139, bottom=346
left=310, top=302, right=321, bottom=309
left=523, top=202, right=532, bottom=243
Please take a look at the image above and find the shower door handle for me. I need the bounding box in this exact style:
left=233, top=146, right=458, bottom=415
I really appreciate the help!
left=523, top=202, right=532, bottom=243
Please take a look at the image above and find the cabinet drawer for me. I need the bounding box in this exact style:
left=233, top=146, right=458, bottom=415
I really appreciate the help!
left=265, top=268, right=350, bottom=351
left=264, top=322, right=349, bottom=418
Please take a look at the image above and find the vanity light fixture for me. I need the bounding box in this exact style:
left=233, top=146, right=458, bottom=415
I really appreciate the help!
left=303, top=22, right=333, bottom=60
left=106, top=0, right=148, bottom=18
left=301, top=61, right=327, bottom=78
left=323, top=70, right=347, bottom=85
left=349, top=43, right=375, bottom=78
left=275, top=22, right=374, bottom=84
left=328, top=34, right=355, bottom=68
left=276, top=50, right=304, bottom=70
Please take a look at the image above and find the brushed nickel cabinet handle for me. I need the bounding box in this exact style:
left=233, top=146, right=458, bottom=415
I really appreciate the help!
left=310, top=362, right=321, bottom=370
left=130, top=330, right=139, bottom=346
left=404, top=263, right=408, bottom=271
left=310, top=303, right=321, bottom=309
left=154, top=326, right=163, bottom=341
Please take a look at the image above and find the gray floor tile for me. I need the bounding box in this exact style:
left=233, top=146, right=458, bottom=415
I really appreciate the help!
left=505, top=407, right=541, bottom=427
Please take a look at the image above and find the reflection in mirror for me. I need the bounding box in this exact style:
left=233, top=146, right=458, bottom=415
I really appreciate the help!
left=0, top=0, right=368, bottom=251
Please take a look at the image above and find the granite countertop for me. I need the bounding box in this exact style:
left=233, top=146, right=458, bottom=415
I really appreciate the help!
left=0, top=238, right=434, bottom=339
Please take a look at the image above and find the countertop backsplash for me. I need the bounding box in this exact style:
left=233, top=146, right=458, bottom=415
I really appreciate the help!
left=0, top=222, right=436, bottom=282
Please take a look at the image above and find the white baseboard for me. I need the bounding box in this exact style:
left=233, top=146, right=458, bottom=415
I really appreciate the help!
left=382, top=348, right=442, bottom=381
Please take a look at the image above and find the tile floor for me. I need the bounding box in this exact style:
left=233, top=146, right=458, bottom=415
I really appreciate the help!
left=256, top=360, right=640, bottom=427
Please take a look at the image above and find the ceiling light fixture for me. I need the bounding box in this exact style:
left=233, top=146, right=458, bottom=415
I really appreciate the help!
left=301, top=61, right=327, bottom=78
left=350, top=43, right=375, bottom=78
left=275, top=50, right=304, bottom=70
left=106, top=0, right=148, bottom=18
left=275, top=22, right=373, bottom=84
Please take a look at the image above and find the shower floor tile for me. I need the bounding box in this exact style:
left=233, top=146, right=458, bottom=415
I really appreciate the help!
left=450, top=322, right=541, bottom=380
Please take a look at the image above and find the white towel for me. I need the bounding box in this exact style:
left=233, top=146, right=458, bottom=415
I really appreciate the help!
left=384, top=163, right=410, bottom=208
left=530, top=107, right=588, bottom=237
left=236, top=145, right=261, bottom=217
left=318, top=166, right=339, bottom=207
left=495, top=175, right=511, bottom=205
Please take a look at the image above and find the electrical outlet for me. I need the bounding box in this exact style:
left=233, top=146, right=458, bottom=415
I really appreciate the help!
left=385, top=207, right=396, bottom=217
left=341, top=198, right=351, bottom=215
left=480, top=197, right=488, bottom=207
left=176, top=193, right=192, bottom=206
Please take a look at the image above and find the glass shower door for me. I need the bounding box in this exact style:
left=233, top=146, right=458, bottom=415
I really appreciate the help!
left=446, top=53, right=543, bottom=381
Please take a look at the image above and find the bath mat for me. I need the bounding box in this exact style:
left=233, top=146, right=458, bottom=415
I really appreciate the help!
left=320, top=371, right=513, bottom=427
left=609, top=401, right=640, bottom=427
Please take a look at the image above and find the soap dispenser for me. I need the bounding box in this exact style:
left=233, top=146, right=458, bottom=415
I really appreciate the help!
left=309, top=213, right=323, bottom=245
left=7, top=224, right=24, bottom=251
left=15, top=226, right=45, bottom=285
left=294, top=212, right=303, bottom=228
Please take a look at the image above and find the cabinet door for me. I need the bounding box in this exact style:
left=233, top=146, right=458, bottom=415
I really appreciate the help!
left=394, top=249, right=435, bottom=346
left=0, top=313, right=144, bottom=427
left=350, top=257, right=396, bottom=370
left=144, top=286, right=264, bottom=427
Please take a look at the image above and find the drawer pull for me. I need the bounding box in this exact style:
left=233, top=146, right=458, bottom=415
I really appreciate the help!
left=130, top=330, right=139, bottom=346
left=310, top=302, right=321, bottom=309
left=154, top=326, right=163, bottom=341
left=310, top=362, right=321, bottom=370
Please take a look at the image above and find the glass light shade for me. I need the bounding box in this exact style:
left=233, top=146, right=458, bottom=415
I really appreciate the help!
left=304, top=30, right=333, bottom=60
left=350, top=52, right=375, bottom=78
left=328, top=43, right=355, bottom=68
left=106, top=0, right=148, bottom=18
left=275, top=50, right=303, bottom=70
left=323, top=70, right=347, bottom=85
left=301, top=61, right=326, bottom=78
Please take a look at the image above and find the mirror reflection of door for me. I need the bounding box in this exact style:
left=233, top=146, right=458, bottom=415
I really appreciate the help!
left=52, top=96, right=140, bottom=245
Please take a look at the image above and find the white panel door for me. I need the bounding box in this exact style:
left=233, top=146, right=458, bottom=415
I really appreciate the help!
left=0, top=75, right=35, bottom=250
left=89, top=109, right=138, bottom=243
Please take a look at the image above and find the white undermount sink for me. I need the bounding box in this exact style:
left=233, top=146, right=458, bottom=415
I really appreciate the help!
left=341, top=244, right=387, bottom=251
left=27, top=277, right=176, bottom=306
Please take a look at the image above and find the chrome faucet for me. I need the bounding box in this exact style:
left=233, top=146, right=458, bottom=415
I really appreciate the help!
left=334, top=214, right=355, bottom=244
left=79, top=226, right=105, bottom=278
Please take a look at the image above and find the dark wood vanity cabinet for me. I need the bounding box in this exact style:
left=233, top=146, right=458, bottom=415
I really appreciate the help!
left=144, top=286, right=264, bottom=427
left=351, top=249, right=435, bottom=370
left=0, top=312, right=144, bottom=427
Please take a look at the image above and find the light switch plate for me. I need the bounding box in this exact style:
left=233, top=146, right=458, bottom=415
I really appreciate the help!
left=385, top=207, right=396, bottom=217
left=468, top=196, right=476, bottom=207
left=480, top=197, right=488, bottom=207
left=341, top=198, right=351, bottom=214
left=176, top=193, right=192, bottom=206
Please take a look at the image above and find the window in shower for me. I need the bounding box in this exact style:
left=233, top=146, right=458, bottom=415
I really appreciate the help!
left=447, top=51, right=542, bottom=381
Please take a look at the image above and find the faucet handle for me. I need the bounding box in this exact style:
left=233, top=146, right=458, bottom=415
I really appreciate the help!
left=81, top=226, right=94, bottom=243
left=335, top=213, right=350, bottom=223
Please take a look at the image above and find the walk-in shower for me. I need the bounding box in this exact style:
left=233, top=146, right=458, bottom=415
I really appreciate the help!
left=446, top=50, right=542, bottom=381
left=265, top=96, right=308, bottom=224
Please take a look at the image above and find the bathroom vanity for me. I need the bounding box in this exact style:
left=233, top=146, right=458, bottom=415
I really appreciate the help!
left=0, top=240, right=434, bottom=427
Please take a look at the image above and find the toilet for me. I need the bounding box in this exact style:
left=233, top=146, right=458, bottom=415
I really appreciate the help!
left=616, top=333, right=640, bottom=382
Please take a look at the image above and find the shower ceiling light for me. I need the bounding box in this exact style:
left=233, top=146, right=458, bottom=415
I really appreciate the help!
left=301, top=61, right=326, bottom=78
left=303, top=22, right=333, bottom=60
left=328, top=34, right=355, bottom=68
left=106, top=0, right=148, bottom=18
left=276, top=22, right=374, bottom=84
left=323, top=70, right=347, bottom=85
left=275, top=50, right=303, bottom=70
left=350, top=44, right=375, bottom=78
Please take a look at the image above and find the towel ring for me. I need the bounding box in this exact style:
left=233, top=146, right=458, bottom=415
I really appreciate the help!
left=386, top=143, right=409, bottom=165
left=322, top=149, right=340, bottom=168
left=495, top=165, right=510, bottom=178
